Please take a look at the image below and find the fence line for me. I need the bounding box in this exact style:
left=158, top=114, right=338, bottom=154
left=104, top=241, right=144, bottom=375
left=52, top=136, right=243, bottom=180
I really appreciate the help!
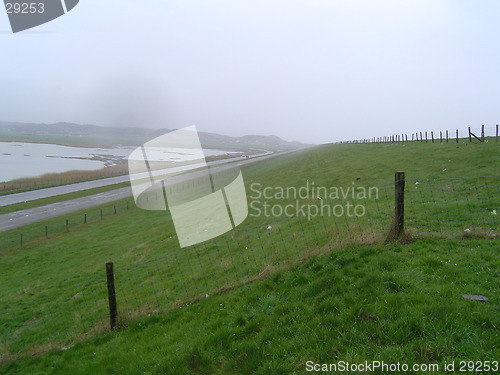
left=1, top=199, right=135, bottom=251
left=338, top=124, right=499, bottom=144
left=0, top=173, right=498, bottom=361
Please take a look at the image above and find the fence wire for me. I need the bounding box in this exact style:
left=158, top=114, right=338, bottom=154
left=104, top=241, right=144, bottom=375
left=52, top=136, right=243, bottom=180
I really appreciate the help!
left=406, top=176, right=499, bottom=237
left=0, top=175, right=498, bottom=361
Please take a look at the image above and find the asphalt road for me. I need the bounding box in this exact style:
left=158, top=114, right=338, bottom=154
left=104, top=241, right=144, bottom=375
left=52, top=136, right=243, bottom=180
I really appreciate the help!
left=0, top=152, right=272, bottom=207
left=0, top=175, right=129, bottom=207
left=0, top=151, right=287, bottom=232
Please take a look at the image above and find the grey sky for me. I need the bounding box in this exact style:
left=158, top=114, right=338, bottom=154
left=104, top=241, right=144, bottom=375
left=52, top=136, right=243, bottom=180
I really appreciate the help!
left=1, top=0, right=499, bottom=144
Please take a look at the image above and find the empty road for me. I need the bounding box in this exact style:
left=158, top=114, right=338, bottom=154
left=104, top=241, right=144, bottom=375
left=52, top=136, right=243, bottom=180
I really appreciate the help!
left=0, top=151, right=288, bottom=232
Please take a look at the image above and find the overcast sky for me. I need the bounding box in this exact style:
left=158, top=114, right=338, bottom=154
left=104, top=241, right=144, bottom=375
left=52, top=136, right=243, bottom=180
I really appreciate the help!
left=1, top=0, right=499, bottom=144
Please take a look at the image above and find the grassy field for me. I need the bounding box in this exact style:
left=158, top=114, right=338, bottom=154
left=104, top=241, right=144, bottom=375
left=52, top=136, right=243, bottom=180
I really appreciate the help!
left=1, top=238, right=498, bottom=375
left=0, top=140, right=498, bottom=373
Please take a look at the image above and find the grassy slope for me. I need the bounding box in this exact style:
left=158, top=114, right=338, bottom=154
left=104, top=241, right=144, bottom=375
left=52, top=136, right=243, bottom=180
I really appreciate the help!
left=0, top=141, right=498, bottom=373
left=1, top=238, right=498, bottom=375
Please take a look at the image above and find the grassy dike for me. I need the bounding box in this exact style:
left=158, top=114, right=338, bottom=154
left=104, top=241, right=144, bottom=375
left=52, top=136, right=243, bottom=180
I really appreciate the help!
left=0, top=141, right=498, bottom=374
left=2, top=238, right=498, bottom=375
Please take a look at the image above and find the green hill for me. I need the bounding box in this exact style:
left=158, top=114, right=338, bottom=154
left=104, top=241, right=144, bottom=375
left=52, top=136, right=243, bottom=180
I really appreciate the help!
left=0, top=140, right=498, bottom=374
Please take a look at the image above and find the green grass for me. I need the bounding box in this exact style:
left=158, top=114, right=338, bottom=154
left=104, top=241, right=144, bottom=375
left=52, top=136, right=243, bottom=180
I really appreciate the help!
left=0, top=140, right=498, bottom=372
left=1, top=238, right=498, bottom=374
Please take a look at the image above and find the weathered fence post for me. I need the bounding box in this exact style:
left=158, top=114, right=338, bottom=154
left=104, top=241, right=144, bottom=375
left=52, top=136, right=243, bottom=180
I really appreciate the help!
left=388, top=171, right=405, bottom=240
left=106, top=262, right=117, bottom=330
left=65, top=219, right=69, bottom=231
left=456, top=129, right=459, bottom=143
left=481, top=125, right=485, bottom=142
left=84, top=214, right=87, bottom=224
left=113, top=205, right=117, bottom=214
left=497, top=124, right=499, bottom=142
left=431, top=131, right=434, bottom=143
left=446, top=130, right=449, bottom=143
left=468, top=127, right=472, bottom=142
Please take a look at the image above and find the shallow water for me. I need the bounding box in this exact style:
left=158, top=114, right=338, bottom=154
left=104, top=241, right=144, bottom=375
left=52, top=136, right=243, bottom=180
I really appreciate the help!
left=0, top=142, right=225, bottom=182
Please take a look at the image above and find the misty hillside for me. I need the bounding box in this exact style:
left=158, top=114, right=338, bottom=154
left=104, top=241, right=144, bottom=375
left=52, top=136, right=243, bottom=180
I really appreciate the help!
left=0, top=122, right=310, bottom=151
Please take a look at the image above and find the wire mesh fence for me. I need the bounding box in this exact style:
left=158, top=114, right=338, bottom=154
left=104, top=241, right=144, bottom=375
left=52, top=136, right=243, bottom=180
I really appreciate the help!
left=406, top=176, right=499, bottom=237
left=340, top=125, right=499, bottom=144
left=0, top=174, right=498, bottom=362
left=0, top=198, right=136, bottom=251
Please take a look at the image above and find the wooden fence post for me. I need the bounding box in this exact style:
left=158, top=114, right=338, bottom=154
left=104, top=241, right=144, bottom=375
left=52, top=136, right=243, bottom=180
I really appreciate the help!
left=389, top=171, right=405, bottom=240
left=84, top=214, right=87, bottom=224
left=106, top=262, right=117, bottom=330
left=65, top=219, right=69, bottom=231
left=481, top=125, right=485, bottom=142
left=45, top=226, right=48, bottom=239
left=456, top=129, right=459, bottom=143
left=431, top=131, right=434, bottom=143
left=446, top=130, right=449, bottom=143
left=468, top=127, right=472, bottom=142
left=497, top=124, right=499, bottom=142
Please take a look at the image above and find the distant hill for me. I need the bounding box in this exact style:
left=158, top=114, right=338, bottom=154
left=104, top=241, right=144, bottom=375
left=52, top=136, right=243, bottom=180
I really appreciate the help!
left=0, top=122, right=310, bottom=151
